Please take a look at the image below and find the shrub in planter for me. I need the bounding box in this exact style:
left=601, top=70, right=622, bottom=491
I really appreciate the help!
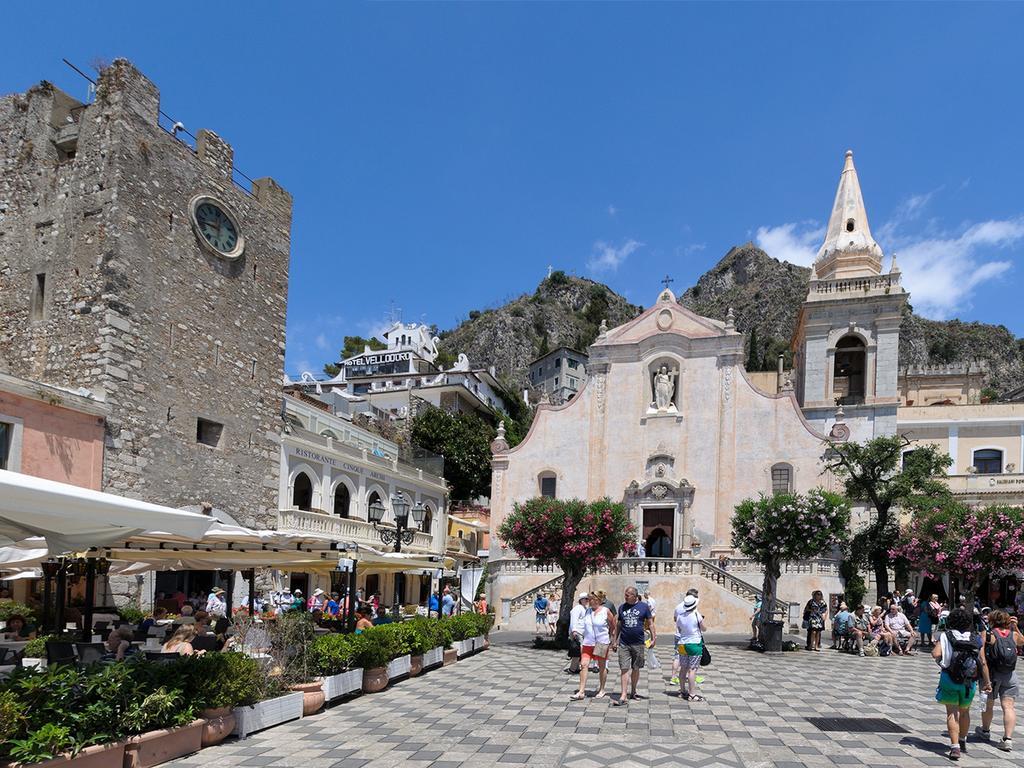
left=117, top=604, right=146, bottom=625
left=6, top=723, right=75, bottom=765
left=0, top=600, right=36, bottom=625
left=309, top=632, right=355, bottom=677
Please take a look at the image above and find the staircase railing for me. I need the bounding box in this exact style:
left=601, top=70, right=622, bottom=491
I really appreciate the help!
left=501, top=573, right=565, bottom=622
left=696, top=559, right=794, bottom=623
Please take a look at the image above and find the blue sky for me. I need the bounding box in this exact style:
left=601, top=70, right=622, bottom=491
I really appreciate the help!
left=5, top=2, right=1023, bottom=375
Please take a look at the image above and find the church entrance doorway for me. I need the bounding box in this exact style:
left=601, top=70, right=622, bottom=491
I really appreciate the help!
left=642, top=507, right=674, bottom=558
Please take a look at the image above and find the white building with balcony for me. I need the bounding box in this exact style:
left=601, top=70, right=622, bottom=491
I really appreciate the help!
left=277, top=391, right=449, bottom=606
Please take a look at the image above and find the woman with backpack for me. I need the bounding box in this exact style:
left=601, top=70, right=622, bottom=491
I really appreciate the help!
left=932, top=607, right=991, bottom=761
left=976, top=609, right=1024, bottom=752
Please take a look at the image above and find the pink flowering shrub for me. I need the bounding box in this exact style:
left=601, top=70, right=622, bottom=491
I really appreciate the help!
left=890, top=501, right=1024, bottom=602
left=732, top=489, right=850, bottom=624
left=498, top=497, right=637, bottom=642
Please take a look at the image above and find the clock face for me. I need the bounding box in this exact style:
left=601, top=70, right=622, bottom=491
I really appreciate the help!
left=194, top=201, right=239, bottom=254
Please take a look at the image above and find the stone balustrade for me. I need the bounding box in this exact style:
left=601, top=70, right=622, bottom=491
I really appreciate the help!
left=809, top=273, right=900, bottom=297
left=277, top=508, right=436, bottom=552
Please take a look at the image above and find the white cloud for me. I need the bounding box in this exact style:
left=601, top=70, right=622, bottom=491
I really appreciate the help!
left=314, top=333, right=329, bottom=351
left=754, top=222, right=825, bottom=266
left=607, top=204, right=618, bottom=217
left=892, top=218, right=1021, bottom=318
left=587, top=239, right=643, bottom=273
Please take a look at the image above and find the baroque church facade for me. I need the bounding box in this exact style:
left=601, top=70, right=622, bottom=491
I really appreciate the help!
left=489, top=151, right=1024, bottom=632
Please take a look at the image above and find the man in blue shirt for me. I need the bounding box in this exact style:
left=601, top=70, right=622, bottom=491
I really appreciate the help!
left=441, top=591, right=455, bottom=617
left=534, top=594, right=549, bottom=635
left=612, top=586, right=655, bottom=705
left=429, top=592, right=440, bottom=618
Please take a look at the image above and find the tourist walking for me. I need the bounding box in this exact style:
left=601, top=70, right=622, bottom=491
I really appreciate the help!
left=547, top=593, right=560, bottom=637
left=933, top=607, right=990, bottom=760
left=534, top=593, right=549, bottom=636
left=642, top=591, right=657, bottom=619
left=920, top=593, right=942, bottom=648
left=976, top=610, right=1023, bottom=752
left=612, top=587, right=656, bottom=706
left=674, top=593, right=706, bottom=702
left=803, top=590, right=828, bottom=651
left=571, top=591, right=616, bottom=700
left=565, top=591, right=589, bottom=674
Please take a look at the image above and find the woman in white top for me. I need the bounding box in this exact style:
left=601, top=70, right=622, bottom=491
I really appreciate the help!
left=674, top=593, right=707, bottom=702
left=571, top=591, right=617, bottom=701
left=547, top=594, right=560, bottom=636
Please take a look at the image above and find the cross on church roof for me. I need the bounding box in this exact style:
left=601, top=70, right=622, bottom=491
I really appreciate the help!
left=661, top=275, right=674, bottom=289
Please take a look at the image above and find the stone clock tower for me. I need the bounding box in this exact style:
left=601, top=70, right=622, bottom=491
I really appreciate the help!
left=792, top=151, right=906, bottom=442
left=0, top=60, right=291, bottom=529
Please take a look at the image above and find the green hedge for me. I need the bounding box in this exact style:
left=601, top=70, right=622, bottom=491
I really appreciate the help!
left=0, top=652, right=265, bottom=765
left=308, top=614, right=492, bottom=676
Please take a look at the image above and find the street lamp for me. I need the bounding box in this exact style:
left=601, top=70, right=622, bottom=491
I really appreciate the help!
left=368, top=493, right=425, bottom=616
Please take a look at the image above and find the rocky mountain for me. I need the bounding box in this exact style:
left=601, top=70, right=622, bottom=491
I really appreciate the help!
left=439, top=247, right=1024, bottom=395
left=437, top=272, right=642, bottom=388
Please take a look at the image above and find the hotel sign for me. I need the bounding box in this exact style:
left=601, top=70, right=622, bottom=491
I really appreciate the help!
left=348, top=352, right=410, bottom=366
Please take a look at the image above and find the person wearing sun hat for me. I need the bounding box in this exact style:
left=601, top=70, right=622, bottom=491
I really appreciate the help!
left=308, top=587, right=327, bottom=613
left=674, top=593, right=707, bottom=702
left=205, top=586, right=227, bottom=617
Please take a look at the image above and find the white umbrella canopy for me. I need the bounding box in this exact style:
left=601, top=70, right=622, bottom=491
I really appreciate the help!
left=0, top=469, right=215, bottom=553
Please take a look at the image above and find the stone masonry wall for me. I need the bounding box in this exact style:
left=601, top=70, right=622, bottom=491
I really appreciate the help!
left=0, top=60, right=291, bottom=531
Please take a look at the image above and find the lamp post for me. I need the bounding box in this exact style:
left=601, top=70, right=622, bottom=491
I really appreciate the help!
left=368, top=493, right=426, bottom=616
left=41, top=558, right=61, bottom=633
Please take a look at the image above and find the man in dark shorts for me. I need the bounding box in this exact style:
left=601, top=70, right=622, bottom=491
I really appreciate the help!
left=612, top=586, right=656, bottom=706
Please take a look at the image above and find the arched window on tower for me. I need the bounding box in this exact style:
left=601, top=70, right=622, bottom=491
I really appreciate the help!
left=333, top=483, right=350, bottom=518
left=292, top=472, right=313, bottom=511
left=833, top=335, right=866, bottom=405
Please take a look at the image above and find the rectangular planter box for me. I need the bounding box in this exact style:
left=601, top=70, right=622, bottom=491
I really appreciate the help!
left=17, top=741, right=125, bottom=768
left=319, top=668, right=363, bottom=701
left=422, top=646, right=443, bottom=668
left=233, top=692, right=304, bottom=738
left=472, top=635, right=486, bottom=652
left=126, top=720, right=203, bottom=768
left=455, top=639, right=473, bottom=657
left=385, top=654, right=411, bottom=680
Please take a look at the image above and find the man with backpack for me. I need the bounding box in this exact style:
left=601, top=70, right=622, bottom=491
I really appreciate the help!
left=932, top=607, right=992, bottom=761
left=976, top=610, right=1024, bottom=752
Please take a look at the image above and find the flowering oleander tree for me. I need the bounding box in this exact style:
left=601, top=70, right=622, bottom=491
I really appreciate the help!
left=498, top=497, right=637, bottom=643
left=890, top=500, right=1024, bottom=607
left=732, top=489, right=851, bottom=628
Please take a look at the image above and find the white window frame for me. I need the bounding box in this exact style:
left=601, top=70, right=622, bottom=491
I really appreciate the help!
left=0, top=412, right=25, bottom=472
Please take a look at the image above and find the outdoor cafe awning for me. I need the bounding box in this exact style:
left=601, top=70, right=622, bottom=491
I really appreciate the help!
left=0, top=469, right=215, bottom=553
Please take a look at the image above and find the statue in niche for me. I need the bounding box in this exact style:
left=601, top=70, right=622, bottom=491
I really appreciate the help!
left=652, top=365, right=677, bottom=411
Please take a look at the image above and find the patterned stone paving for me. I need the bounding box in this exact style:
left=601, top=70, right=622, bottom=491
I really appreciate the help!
left=168, top=634, right=1023, bottom=768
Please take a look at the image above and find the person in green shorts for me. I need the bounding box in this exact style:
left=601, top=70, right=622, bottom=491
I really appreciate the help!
left=932, top=607, right=991, bottom=761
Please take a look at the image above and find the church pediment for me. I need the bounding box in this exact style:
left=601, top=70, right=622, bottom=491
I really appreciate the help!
left=596, top=288, right=734, bottom=345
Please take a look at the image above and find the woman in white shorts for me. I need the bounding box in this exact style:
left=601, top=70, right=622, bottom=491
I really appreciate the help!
left=547, top=594, right=560, bottom=636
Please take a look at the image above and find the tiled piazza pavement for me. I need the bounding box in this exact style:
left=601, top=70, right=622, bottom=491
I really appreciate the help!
left=169, top=632, right=1022, bottom=768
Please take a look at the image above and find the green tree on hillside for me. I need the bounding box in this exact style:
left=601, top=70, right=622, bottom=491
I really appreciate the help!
left=323, top=336, right=386, bottom=376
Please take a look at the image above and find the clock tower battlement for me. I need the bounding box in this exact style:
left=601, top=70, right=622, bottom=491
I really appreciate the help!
left=0, top=59, right=291, bottom=529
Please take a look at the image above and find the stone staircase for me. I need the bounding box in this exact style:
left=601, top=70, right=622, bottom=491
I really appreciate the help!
left=497, top=557, right=799, bottom=630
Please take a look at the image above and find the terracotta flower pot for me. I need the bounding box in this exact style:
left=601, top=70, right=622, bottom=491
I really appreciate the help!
left=124, top=720, right=203, bottom=768
left=362, top=666, right=389, bottom=693
left=200, top=706, right=237, bottom=747
left=410, top=654, right=424, bottom=677
left=25, top=741, right=125, bottom=768
left=443, top=648, right=457, bottom=666
left=290, top=681, right=325, bottom=716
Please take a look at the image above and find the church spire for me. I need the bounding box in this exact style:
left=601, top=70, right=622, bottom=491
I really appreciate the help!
left=814, top=150, right=884, bottom=280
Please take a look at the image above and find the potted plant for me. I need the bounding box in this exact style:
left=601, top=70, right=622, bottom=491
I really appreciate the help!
left=4, top=723, right=127, bottom=768
left=20, top=636, right=48, bottom=669
left=399, top=621, right=431, bottom=676
left=380, top=625, right=412, bottom=681
left=259, top=612, right=324, bottom=717
left=347, top=632, right=390, bottom=693
left=122, top=688, right=203, bottom=768
left=309, top=633, right=361, bottom=701
left=181, top=652, right=262, bottom=747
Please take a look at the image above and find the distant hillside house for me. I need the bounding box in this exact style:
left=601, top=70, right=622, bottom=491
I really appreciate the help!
left=528, top=346, right=589, bottom=405
left=292, top=320, right=504, bottom=424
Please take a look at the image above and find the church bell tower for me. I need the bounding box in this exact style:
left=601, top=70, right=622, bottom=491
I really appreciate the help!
left=792, top=151, right=907, bottom=441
